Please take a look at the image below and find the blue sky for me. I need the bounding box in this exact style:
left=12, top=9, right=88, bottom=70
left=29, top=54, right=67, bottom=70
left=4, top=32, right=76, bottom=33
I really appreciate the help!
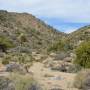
left=0, top=0, right=90, bottom=33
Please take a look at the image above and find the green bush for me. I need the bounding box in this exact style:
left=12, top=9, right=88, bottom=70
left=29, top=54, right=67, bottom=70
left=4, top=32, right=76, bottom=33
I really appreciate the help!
left=74, top=41, right=90, bottom=68
left=18, top=33, right=27, bottom=44
left=2, top=55, right=11, bottom=65
left=47, top=39, right=72, bottom=52
left=47, top=40, right=65, bottom=52
left=0, top=11, right=7, bottom=22
left=2, top=59, right=9, bottom=65
left=3, top=53, right=33, bottom=64
left=0, top=35, right=14, bottom=49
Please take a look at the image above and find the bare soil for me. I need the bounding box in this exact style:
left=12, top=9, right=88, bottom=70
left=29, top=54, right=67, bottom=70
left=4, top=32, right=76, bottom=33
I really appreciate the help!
left=29, top=62, right=78, bottom=90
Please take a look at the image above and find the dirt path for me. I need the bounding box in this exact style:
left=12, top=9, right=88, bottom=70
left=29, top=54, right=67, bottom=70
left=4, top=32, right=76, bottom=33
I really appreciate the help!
left=0, top=72, right=9, bottom=76
left=29, top=62, right=78, bottom=90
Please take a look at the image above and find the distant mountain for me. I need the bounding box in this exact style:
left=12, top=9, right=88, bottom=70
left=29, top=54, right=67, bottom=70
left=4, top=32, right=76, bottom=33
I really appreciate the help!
left=0, top=10, right=66, bottom=53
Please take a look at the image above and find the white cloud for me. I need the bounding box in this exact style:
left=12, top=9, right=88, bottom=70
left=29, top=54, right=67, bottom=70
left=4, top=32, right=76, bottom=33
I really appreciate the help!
left=0, top=0, right=90, bottom=23
left=0, top=0, right=90, bottom=33
left=52, top=25, right=79, bottom=33
left=64, top=27, right=79, bottom=33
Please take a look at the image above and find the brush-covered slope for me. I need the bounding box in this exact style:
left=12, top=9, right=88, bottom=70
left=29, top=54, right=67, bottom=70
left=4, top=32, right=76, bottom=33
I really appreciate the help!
left=0, top=10, right=66, bottom=53
left=68, top=25, right=90, bottom=48
left=48, top=25, right=90, bottom=53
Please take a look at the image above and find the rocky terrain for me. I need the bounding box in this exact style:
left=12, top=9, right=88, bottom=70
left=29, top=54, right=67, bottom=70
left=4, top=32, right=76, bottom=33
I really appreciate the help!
left=0, top=10, right=90, bottom=90
left=0, top=10, right=66, bottom=53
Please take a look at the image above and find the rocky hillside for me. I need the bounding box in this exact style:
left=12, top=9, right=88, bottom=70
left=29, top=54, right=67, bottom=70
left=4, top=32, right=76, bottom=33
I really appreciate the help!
left=47, top=25, right=90, bottom=53
left=0, top=10, right=66, bottom=53
left=68, top=25, right=90, bottom=49
left=0, top=10, right=90, bottom=54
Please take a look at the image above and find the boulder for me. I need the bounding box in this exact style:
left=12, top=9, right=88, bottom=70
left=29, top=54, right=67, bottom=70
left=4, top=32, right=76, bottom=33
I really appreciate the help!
left=6, top=63, right=26, bottom=74
left=0, top=76, right=15, bottom=90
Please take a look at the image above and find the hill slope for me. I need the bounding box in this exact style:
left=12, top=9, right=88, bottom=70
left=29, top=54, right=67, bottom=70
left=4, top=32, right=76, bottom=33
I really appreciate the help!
left=0, top=10, right=66, bottom=53
left=0, top=10, right=90, bottom=53
left=68, top=25, right=90, bottom=48
left=47, top=25, right=90, bottom=53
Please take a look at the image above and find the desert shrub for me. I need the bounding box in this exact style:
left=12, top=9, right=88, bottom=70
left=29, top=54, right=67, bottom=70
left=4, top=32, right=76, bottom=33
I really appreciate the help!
left=47, top=39, right=72, bottom=52
left=2, top=59, right=9, bottom=65
left=47, top=40, right=64, bottom=52
left=0, top=76, right=15, bottom=90
left=74, top=69, right=90, bottom=90
left=18, top=33, right=27, bottom=44
left=67, top=64, right=82, bottom=73
left=0, top=10, right=8, bottom=22
left=0, top=35, right=14, bottom=49
left=74, top=41, right=90, bottom=68
left=2, top=55, right=11, bottom=65
left=2, top=53, right=33, bottom=65
left=0, top=73, right=42, bottom=90
left=8, top=73, right=42, bottom=90
left=6, top=63, right=27, bottom=74
left=9, top=46, right=32, bottom=53
left=17, top=53, right=33, bottom=64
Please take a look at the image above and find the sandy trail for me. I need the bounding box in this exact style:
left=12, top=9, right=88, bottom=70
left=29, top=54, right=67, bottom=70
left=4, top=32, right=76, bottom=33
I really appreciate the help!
left=29, top=62, right=78, bottom=90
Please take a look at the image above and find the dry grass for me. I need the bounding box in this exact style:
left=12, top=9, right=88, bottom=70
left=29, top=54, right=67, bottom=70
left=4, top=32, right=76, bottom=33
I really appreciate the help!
left=74, top=69, right=90, bottom=90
